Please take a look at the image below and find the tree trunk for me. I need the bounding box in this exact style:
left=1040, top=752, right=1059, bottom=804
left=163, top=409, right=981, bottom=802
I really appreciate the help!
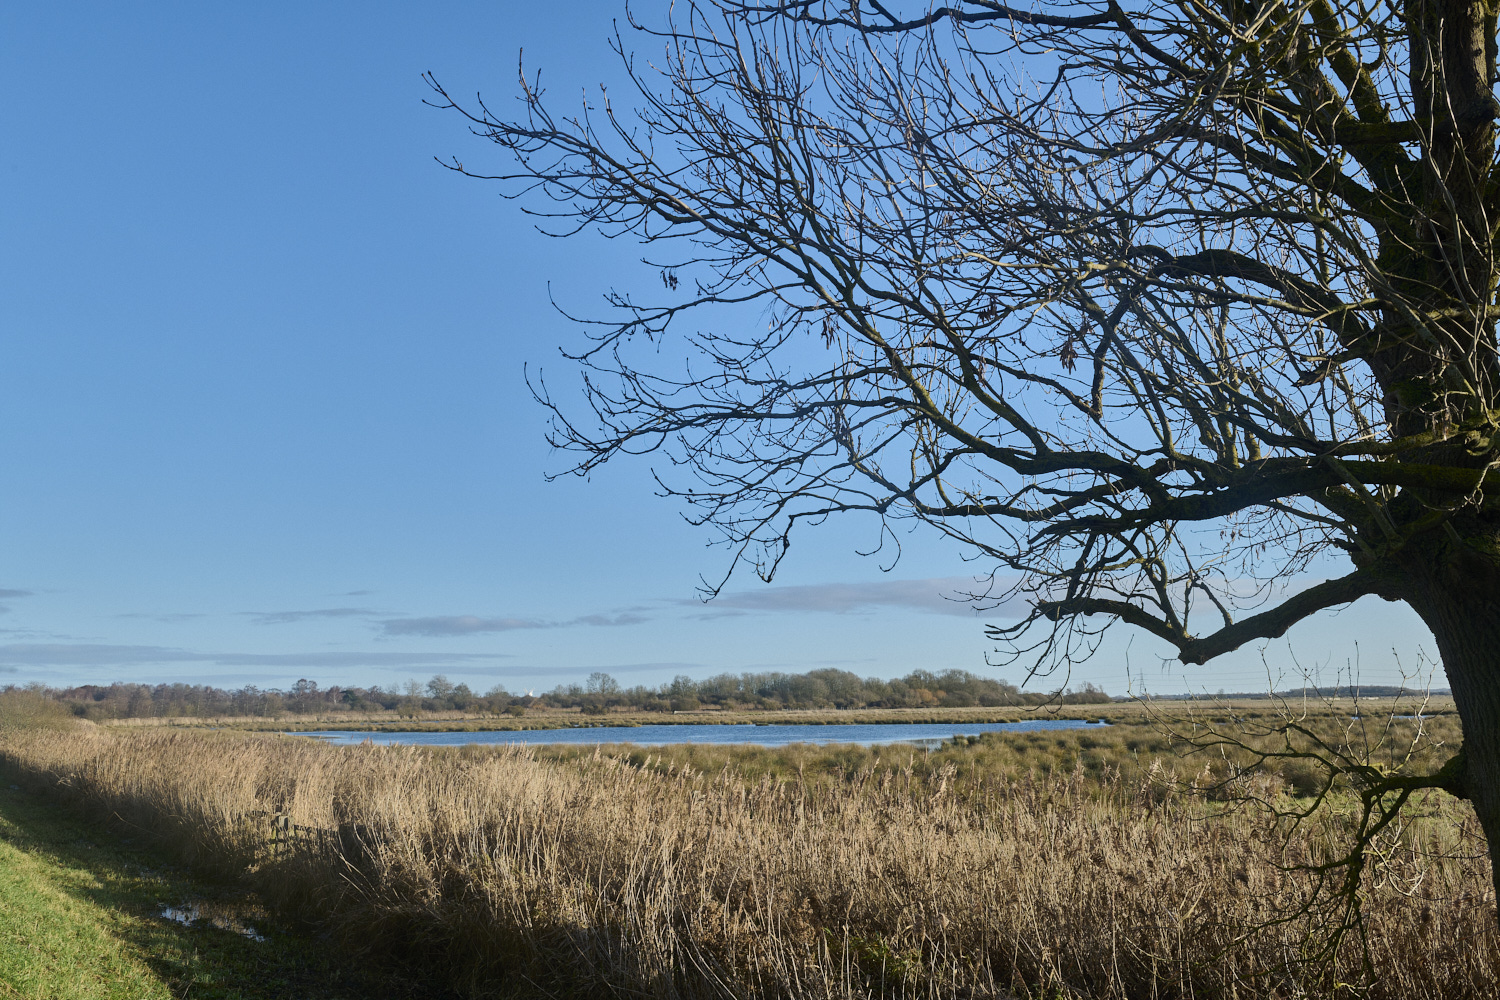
left=1402, top=539, right=1500, bottom=916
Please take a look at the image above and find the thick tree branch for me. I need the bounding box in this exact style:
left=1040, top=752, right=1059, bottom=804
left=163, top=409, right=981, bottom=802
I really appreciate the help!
left=1023, top=570, right=1379, bottom=664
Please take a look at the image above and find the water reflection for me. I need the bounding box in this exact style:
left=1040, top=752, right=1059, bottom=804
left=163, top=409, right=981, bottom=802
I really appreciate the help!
left=296, top=718, right=1108, bottom=749
left=160, top=902, right=266, bottom=942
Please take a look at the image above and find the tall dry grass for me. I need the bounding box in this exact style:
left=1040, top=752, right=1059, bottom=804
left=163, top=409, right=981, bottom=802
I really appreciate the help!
left=0, top=722, right=1493, bottom=999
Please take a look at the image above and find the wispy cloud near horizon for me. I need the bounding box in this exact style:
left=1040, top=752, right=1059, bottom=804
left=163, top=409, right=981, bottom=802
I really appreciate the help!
left=379, top=612, right=649, bottom=637
left=243, top=607, right=378, bottom=626
left=116, top=612, right=208, bottom=624
left=0, top=588, right=34, bottom=617
left=0, top=643, right=514, bottom=670
left=682, top=577, right=1016, bottom=619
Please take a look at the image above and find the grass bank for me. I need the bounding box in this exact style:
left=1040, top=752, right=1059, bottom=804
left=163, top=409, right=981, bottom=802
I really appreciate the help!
left=0, top=779, right=455, bottom=999
left=0, top=712, right=1492, bottom=999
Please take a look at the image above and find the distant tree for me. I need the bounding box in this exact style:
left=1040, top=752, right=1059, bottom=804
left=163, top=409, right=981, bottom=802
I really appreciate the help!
left=448, top=682, right=476, bottom=710
left=1062, top=683, right=1114, bottom=706
left=434, top=0, right=1500, bottom=911
left=286, top=678, right=324, bottom=715
left=585, top=671, right=621, bottom=696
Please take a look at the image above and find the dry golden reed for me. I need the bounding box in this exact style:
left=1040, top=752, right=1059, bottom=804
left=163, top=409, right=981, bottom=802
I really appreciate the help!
left=1, top=722, right=1494, bottom=999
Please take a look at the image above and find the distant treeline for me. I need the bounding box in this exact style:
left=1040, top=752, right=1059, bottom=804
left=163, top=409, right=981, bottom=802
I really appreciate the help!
left=6, top=668, right=1113, bottom=720
left=1151, top=685, right=1451, bottom=701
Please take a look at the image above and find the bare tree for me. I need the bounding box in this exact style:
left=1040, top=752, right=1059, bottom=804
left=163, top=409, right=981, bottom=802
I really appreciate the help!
left=430, top=0, right=1500, bottom=903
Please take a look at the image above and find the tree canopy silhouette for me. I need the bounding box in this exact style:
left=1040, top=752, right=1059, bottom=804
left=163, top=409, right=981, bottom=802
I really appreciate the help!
left=431, top=0, right=1500, bottom=906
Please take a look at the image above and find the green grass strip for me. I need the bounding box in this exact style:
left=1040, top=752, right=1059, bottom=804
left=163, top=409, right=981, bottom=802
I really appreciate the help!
left=0, top=782, right=450, bottom=1000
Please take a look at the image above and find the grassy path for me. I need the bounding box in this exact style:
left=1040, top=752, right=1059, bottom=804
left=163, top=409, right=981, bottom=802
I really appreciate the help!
left=0, top=782, right=452, bottom=1000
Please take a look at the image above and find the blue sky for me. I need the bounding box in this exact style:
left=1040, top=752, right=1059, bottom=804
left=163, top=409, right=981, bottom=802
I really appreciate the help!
left=0, top=2, right=1441, bottom=698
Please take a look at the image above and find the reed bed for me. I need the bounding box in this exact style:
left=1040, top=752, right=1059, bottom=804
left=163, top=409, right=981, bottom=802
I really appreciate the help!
left=0, top=722, right=1493, bottom=999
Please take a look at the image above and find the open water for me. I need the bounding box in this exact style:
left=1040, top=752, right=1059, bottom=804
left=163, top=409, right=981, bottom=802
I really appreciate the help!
left=296, top=718, right=1108, bottom=749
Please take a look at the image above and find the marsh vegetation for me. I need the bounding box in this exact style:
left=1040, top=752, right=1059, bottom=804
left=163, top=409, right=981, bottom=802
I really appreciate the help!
left=0, top=694, right=1492, bottom=999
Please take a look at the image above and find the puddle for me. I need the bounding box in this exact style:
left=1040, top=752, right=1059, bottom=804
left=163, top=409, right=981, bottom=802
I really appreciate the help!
left=159, top=901, right=266, bottom=942
left=160, top=904, right=199, bottom=925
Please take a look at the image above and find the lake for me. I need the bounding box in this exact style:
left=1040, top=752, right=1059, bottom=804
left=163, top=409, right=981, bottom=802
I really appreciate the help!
left=295, top=718, right=1109, bottom=748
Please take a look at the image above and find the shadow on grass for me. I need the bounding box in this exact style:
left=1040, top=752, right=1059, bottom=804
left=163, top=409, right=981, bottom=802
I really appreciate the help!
left=0, top=781, right=462, bottom=1000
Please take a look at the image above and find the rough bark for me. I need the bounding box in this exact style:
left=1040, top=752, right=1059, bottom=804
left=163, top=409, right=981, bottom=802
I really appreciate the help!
left=1400, top=536, right=1500, bottom=906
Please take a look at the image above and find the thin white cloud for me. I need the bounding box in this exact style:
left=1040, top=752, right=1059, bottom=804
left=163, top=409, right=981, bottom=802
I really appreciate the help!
left=583, top=661, right=704, bottom=674
left=243, top=608, right=378, bottom=626
left=210, top=651, right=514, bottom=667
left=0, top=643, right=513, bottom=670
left=569, top=613, right=651, bottom=628
left=380, top=616, right=550, bottom=636
left=379, top=612, right=649, bottom=637
left=0, top=644, right=200, bottom=665
left=529, top=661, right=707, bottom=676
left=685, top=577, right=1015, bottom=619
left=0, top=589, right=32, bottom=617
left=376, top=664, right=521, bottom=677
